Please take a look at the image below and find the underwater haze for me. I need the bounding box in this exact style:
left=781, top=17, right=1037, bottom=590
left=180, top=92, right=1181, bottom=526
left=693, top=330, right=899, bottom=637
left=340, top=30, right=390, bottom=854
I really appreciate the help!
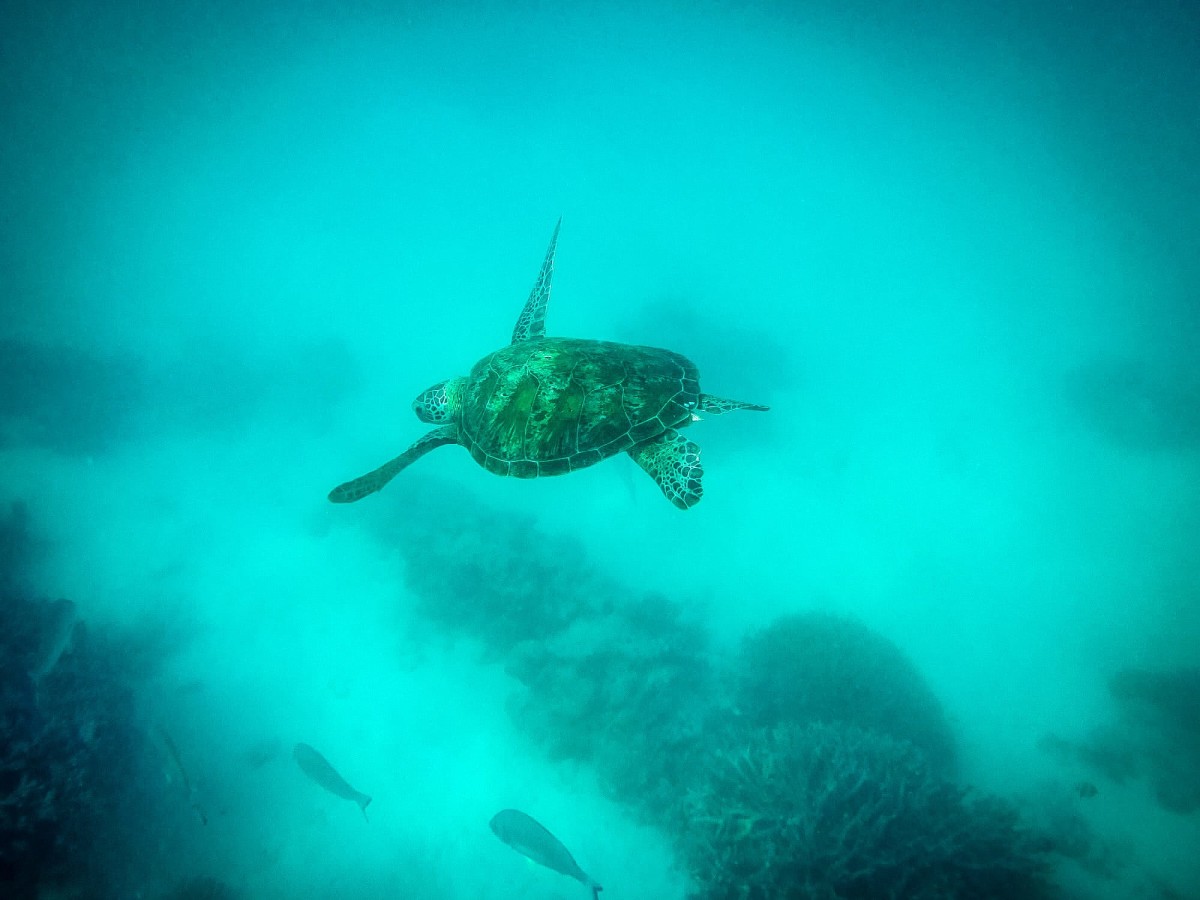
left=2, top=0, right=1199, bottom=898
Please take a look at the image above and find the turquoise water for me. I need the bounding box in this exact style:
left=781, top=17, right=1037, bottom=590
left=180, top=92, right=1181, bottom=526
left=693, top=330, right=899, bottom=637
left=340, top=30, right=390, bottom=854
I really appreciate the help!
left=2, top=2, right=1198, bottom=898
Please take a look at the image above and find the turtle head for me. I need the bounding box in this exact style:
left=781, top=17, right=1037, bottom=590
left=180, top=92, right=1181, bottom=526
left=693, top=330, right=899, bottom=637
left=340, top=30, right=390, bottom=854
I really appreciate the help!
left=413, top=377, right=465, bottom=424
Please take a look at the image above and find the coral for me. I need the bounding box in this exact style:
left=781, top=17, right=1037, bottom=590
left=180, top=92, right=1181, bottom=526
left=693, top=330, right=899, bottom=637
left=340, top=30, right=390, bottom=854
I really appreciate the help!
left=1053, top=666, right=1200, bottom=814
left=389, top=489, right=1055, bottom=897
left=732, top=613, right=956, bottom=773
left=390, top=479, right=615, bottom=655
left=1, top=608, right=144, bottom=889
left=682, top=722, right=1052, bottom=900
left=389, top=482, right=724, bottom=828
left=391, top=484, right=718, bottom=823
left=505, top=591, right=717, bottom=831
left=1, top=509, right=156, bottom=892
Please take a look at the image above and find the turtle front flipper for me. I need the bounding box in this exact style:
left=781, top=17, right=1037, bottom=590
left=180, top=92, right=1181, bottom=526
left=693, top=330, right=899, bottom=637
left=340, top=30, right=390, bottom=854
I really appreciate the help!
left=628, top=429, right=703, bottom=510
left=698, top=394, right=770, bottom=415
left=328, top=425, right=459, bottom=503
left=510, top=218, right=561, bottom=344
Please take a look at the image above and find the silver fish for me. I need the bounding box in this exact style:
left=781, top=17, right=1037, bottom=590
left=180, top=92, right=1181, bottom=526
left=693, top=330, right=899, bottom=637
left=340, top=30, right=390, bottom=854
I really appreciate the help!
left=293, top=743, right=372, bottom=821
left=490, top=808, right=602, bottom=898
left=156, top=724, right=208, bottom=825
left=30, top=598, right=78, bottom=685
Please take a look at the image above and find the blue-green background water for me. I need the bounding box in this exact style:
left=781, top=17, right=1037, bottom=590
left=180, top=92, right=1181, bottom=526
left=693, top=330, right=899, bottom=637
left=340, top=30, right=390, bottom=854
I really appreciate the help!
left=2, top=1, right=1198, bottom=897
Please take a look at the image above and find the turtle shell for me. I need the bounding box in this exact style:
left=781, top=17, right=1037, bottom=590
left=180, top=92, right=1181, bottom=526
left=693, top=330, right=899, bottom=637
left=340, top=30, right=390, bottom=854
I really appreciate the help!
left=460, top=337, right=700, bottom=477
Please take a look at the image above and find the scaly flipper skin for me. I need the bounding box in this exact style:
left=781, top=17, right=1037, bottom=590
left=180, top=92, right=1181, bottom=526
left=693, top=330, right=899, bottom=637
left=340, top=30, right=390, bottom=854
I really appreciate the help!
left=510, top=217, right=561, bottom=344
left=698, top=394, right=770, bottom=415
left=628, top=429, right=704, bottom=509
left=328, top=425, right=459, bottom=503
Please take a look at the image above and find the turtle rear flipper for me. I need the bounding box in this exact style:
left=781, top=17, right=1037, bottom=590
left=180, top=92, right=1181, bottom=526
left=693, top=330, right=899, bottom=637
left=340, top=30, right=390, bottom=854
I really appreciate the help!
left=629, top=429, right=703, bottom=510
left=698, top=394, right=769, bottom=415
left=328, top=425, right=458, bottom=503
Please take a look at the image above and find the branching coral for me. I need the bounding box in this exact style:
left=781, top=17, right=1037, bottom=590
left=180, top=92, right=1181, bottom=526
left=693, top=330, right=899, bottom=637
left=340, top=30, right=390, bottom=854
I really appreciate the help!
left=682, top=722, right=1051, bottom=900
left=733, top=613, right=956, bottom=774
left=505, top=592, right=717, bottom=831
left=390, top=479, right=614, bottom=655
left=389, top=489, right=1056, bottom=897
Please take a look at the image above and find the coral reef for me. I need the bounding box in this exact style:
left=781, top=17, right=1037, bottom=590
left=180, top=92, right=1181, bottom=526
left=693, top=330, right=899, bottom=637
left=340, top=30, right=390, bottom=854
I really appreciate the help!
left=387, top=480, right=721, bottom=828
left=1, top=602, right=144, bottom=892
left=682, top=722, right=1051, bottom=900
left=732, top=612, right=956, bottom=773
left=388, top=485, right=1058, bottom=898
left=505, top=592, right=717, bottom=831
left=1108, top=667, right=1200, bottom=813
left=0, top=506, right=156, bottom=896
left=1047, top=666, right=1200, bottom=814
left=392, top=480, right=615, bottom=655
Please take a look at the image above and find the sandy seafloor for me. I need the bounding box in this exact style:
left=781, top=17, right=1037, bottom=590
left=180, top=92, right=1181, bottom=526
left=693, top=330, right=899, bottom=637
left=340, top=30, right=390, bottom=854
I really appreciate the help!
left=1, top=2, right=1198, bottom=898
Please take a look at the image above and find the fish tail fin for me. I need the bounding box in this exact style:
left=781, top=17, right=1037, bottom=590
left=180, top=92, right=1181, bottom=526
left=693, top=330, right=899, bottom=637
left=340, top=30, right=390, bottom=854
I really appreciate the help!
left=358, top=794, right=372, bottom=823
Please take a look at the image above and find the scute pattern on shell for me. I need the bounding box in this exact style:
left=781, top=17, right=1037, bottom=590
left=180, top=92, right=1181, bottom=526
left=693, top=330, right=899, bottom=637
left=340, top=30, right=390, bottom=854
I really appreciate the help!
left=460, top=337, right=700, bottom=477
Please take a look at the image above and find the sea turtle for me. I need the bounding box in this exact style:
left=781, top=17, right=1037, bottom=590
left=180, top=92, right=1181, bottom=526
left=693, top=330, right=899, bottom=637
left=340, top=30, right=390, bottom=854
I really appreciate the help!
left=328, top=220, right=768, bottom=509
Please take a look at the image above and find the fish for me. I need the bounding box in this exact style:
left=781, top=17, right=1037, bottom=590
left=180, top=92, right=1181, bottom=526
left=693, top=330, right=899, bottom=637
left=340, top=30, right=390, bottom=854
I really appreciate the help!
left=241, top=738, right=283, bottom=770
left=1075, top=780, right=1099, bottom=799
left=29, top=598, right=78, bottom=685
left=489, top=808, right=602, bottom=898
left=293, top=742, right=372, bottom=821
left=156, top=724, right=208, bottom=825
